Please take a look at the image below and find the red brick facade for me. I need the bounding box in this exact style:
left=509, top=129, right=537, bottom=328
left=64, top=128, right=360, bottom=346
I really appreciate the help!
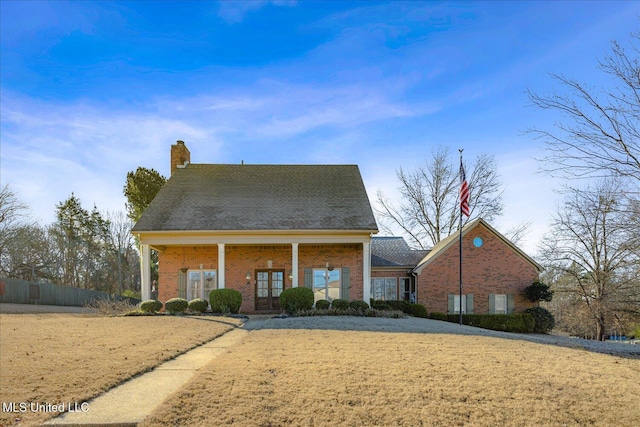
left=158, top=243, right=364, bottom=312
left=415, top=222, right=538, bottom=314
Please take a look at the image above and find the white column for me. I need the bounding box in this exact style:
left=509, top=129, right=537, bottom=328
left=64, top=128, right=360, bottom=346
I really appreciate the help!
left=140, top=244, right=151, bottom=300
left=291, top=242, right=299, bottom=287
left=362, top=241, right=371, bottom=303
left=218, top=243, right=225, bottom=289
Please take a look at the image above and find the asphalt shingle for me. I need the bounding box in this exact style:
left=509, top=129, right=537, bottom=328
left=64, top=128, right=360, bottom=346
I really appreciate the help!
left=132, top=164, right=378, bottom=232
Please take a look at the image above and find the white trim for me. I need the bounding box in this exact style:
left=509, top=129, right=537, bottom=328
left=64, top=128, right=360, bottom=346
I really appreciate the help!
left=291, top=243, right=299, bottom=287
left=218, top=243, right=225, bottom=289
left=138, top=230, right=376, bottom=246
left=140, top=244, right=151, bottom=300
left=362, top=242, right=371, bottom=303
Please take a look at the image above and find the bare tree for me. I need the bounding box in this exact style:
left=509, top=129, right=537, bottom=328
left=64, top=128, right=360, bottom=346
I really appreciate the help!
left=106, top=211, right=138, bottom=295
left=376, top=146, right=504, bottom=249
left=528, top=31, right=640, bottom=187
left=539, top=179, right=640, bottom=341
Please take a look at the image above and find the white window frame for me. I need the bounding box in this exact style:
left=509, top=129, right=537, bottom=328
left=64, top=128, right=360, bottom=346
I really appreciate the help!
left=187, top=270, right=217, bottom=301
left=494, top=294, right=507, bottom=314
left=453, top=294, right=467, bottom=314
left=370, top=277, right=398, bottom=301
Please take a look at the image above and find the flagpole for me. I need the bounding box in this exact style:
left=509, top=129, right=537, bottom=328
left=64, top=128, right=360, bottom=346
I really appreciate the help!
left=458, top=149, right=464, bottom=326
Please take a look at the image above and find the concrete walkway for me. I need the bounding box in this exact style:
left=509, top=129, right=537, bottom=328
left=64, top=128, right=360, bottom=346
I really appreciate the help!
left=44, top=325, right=251, bottom=427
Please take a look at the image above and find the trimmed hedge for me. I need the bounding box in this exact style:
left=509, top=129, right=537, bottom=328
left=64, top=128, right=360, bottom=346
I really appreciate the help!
left=430, top=312, right=448, bottom=321
left=209, top=289, right=242, bottom=314
left=165, top=298, right=188, bottom=314
left=188, top=298, right=209, bottom=313
left=140, top=299, right=162, bottom=313
left=525, top=307, right=555, bottom=333
left=349, top=300, right=370, bottom=312
left=407, top=303, right=428, bottom=318
left=280, top=287, right=314, bottom=314
left=315, top=299, right=330, bottom=310
left=331, top=299, right=350, bottom=310
left=443, top=313, right=535, bottom=333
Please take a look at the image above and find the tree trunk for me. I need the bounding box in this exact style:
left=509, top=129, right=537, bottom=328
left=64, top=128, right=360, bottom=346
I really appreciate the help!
left=596, top=314, right=606, bottom=341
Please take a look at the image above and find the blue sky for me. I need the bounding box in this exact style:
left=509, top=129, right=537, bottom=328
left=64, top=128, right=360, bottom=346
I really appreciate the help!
left=1, top=0, right=637, bottom=253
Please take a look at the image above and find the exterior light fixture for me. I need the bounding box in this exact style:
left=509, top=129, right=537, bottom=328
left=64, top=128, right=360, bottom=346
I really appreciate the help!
left=246, top=271, right=251, bottom=284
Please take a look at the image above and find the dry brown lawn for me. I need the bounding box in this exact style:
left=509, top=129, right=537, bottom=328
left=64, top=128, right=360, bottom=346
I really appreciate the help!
left=0, top=313, right=242, bottom=427
left=143, top=329, right=640, bottom=427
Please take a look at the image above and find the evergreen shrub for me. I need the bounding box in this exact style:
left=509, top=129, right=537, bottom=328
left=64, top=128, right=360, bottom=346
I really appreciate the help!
left=140, top=299, right=162, bottom=313
left=279, top=287, right=314, bottom=314
left=444, top=313, right=535, bottom=333
left=349, top=300, right=370, bottom=312
left=331, top=299, right=350, bottom=310
left=209, top=289, right=242, bottom=314
left=165, top=298, right=188, bottom=314
left=525, top=307, right=556, bottom=333
left=430, top=312, right=448, bottom=321
left=188, top=298, right=209, bottom=313
left=315, top=299, right=330, bottom=310
left=407, top=303, right=428, bottom=318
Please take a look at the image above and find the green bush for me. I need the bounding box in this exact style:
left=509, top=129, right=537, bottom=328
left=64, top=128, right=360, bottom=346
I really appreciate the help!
left=430, top=312, right=448, bottom=321
left=407, top=303, right=428, bottom=318
left=280, top=287, right=314, bottom=314
left=209, top=289, right=242, bottom=314
left=443, top=314, right=535, bottom=333
left=140, top=299, right=162, bottom=313
left=525, top=307, right=556, bottom=333
left=331, top=299, right=350, bottom=310
left=523, top=281, right=553, bottom=303
left=165, top=298, right=188, bottom=314
left=349, top=300, right=369, bottom=312
left=188, top=298, right=209, bottom=313
left=315, top=299, right=330, bottom=310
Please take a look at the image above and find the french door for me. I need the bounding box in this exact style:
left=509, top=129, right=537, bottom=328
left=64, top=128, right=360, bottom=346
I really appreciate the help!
left=255, top=269, right=284, bottom=310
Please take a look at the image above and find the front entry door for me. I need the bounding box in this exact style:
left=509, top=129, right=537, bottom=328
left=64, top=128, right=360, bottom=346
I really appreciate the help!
left=255, top=270, right=284, bottom=310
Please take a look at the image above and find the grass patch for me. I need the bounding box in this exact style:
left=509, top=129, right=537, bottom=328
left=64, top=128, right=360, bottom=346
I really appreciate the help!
left=0, top=313, right=242, bottom=426
left=143, top=328, right=640, bottom=427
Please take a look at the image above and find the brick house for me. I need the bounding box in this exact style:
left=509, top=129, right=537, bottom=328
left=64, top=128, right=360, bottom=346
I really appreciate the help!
left=134, top=142, right=540, bottom=314
left=132, top=141, right=378, bottom=312
left=370, top=219, right=541, bottom=314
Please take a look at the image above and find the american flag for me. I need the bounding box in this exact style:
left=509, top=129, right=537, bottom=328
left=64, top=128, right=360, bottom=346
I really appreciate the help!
left=460, top=163, right=470, bottom=217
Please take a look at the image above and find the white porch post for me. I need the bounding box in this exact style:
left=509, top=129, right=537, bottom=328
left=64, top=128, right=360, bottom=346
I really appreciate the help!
left=362, top=241, right=371, bottom=302
left=291, top=242, right=299, bottom=287
left=140, top=244, right=151, bottom=301
left=218, top=243, right=225, bottom=289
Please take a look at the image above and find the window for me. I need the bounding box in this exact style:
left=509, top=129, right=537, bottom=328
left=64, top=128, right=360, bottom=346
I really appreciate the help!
left=370, top=278, right=397, bottom=301
left=448, top=294, right=474, bottom=314
left=188, top=270, right=216, bottom=300
left=489, top=293, right=513, bottom=314
left=494, top=294, right=507, bottom=314
left=313, top=268, right=341, bottom=303
left=453, top=294, right=466, bottom=314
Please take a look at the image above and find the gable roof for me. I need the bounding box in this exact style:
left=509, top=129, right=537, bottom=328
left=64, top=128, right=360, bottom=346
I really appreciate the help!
left=412, top=218, right=541, bottom=273
left=371, top=237, right=429, bottom=268
left=132, top=164, right=378, bottom=233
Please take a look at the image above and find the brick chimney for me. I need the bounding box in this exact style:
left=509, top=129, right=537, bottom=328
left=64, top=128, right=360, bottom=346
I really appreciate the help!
left=171, top=140, right=191, bottom=175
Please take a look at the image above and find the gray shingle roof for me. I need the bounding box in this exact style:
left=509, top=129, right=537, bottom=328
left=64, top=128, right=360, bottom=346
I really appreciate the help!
left=371, top=237, right=429, bottom=267
left=132, top=164, right=378, bottom=232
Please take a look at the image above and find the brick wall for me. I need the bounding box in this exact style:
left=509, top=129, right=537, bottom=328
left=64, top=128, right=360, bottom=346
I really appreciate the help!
left=416, top=222, right=538, bottom=314
left=158, top=243, right=364, bottom=312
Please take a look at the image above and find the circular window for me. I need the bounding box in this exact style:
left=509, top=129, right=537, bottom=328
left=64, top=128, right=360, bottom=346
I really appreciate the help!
left=473, top=237, right=484, bottom=248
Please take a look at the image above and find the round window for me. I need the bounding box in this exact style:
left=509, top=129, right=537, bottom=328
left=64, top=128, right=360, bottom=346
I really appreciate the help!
left=473, top=237, right=484, bottom=248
